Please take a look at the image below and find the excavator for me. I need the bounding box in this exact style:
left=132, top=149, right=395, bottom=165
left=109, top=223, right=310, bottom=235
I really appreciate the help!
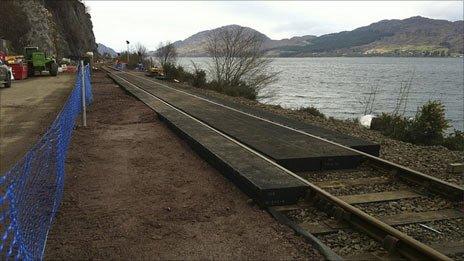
left=146, top=66, right=166, bottom=79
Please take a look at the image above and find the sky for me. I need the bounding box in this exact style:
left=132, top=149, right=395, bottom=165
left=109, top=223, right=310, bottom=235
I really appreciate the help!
left=85, top=1, right=464, bottom=52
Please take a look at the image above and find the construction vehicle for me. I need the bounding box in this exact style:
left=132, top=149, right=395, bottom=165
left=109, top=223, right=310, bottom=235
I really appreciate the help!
left=146, top=66, right=166, bottom=79
left=24, top=47, right=59, bottom=77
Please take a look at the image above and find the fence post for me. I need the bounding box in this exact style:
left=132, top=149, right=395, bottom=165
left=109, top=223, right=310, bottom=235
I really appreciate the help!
left=81, top=60, right=87, bottom=127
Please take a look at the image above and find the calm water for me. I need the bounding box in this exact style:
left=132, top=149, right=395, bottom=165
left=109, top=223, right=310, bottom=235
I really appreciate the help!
left=178, top=57, right=464, bottom=131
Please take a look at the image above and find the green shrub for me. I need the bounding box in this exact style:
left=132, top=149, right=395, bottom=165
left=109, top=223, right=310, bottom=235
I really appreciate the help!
left=371, top=113, right=411, bottom=140
left=409, top=101, right=449, bottom=145
left=164, top=62, right=259, bottom=100
left=371, top=101, right=453, bottom=148
left=296, top=106, right=325, bottom=118
left=208, top=80, right=258, bottom=100
left=190, top=68, right=206, bottom=88
left=162, top=63, right=181, bottom=79
left=163, top=63, right=207, bottom=88
left=443, top=130, right=464, bottom=151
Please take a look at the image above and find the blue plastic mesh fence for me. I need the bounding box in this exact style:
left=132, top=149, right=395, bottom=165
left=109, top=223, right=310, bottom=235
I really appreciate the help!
left=0, top=64, right=92, bottom=260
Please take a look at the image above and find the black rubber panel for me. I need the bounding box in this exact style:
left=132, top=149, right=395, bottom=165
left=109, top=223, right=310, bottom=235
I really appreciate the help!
left=110, top=73, right=308, bottom=206
left=113, top=72, right=368, bottom=171
left=145, top=80, right=380, bottom=157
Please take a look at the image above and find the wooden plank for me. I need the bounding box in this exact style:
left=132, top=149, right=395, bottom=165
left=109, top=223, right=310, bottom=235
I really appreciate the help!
left=299, top=220, right=346, bottom=234
left=298, top=209, right=463, bottom=235
left=314, top=176, right=390, bottom=189
left=379, top=209, right=464, bottom=226
left=272, top=204, right=301, bottom=212
left=343, top=252, right=404, bottom=260
left=272, top=202, right=313, bottom=212
left=338, top=190, right=421, bottom=204
left=431, top=241, right=464, bottom=255
left=448, top=163, right=464, bottom=174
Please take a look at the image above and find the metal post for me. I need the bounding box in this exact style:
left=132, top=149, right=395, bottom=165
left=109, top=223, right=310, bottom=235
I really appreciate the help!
left=126, top=41, right=130, bottom=65
left=81, top=60, right=87, bottom=127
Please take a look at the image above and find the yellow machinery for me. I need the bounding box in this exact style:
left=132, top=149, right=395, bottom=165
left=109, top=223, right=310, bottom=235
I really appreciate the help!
left=146, top=66, right=165, bottom=77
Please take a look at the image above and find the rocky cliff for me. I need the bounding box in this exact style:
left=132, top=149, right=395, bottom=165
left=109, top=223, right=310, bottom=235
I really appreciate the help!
left=0, top=0, right=96, bottom=58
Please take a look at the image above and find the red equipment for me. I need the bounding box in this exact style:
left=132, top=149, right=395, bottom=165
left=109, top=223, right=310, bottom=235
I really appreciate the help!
left=11, top=63, right=28, bottom=80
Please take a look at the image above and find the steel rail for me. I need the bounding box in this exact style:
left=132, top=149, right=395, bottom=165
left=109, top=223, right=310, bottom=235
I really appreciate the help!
left=117, top=69, right=463, bottom=202
left=106, top=68, right=453, bottom=260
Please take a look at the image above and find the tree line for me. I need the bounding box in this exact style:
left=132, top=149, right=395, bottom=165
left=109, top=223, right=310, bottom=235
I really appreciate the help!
left=117, top=26, right=277, bottom=100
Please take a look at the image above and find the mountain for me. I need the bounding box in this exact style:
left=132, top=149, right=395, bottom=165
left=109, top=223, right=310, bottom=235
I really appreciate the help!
left=280, top=16, right=463, bottom=56
left=97, top=43, right=117, bottom=57
left=172, top=16, right=463, bottom=57
left=173, top=24, right=316, bottom=57
left=0, top=0, right=96, bottom=57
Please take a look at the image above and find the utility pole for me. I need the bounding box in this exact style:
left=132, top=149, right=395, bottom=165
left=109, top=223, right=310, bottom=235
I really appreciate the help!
left=126, top=40, right=130, bottom=65
left=80, top=60, right=87, bottom=127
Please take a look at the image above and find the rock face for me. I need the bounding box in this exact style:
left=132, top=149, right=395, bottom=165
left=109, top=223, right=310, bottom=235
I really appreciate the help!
left=0, top=0, right=96, bottom=58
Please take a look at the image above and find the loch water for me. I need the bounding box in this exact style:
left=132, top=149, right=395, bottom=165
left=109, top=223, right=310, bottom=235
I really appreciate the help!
left=179, top=57, right=464, bottom=131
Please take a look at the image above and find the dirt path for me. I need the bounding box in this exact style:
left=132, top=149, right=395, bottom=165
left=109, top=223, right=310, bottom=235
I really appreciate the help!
left=0, top=74, right=75, bottom=173
left=44, top=71, right=321, bottom=259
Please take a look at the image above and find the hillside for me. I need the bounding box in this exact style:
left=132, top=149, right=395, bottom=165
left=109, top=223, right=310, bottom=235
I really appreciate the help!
left=281, top=16, right=463, bottom=56
left=173, top=24, right=315, bottom=57
left=0, top=0, right=96, bottom=57
left=97, top=43, right=118, bottom=57
left=173, top=16, right=463, bottom=57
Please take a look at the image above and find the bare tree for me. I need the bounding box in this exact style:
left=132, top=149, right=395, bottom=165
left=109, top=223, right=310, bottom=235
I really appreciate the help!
left=155, top=41, right=177, bottom=67
left=205, top=26, right=277, bottom=98
left=134, top=42, right=148, bottom=66
left=360, top=81, right=380, bottom=115
left=393, top=69, right=415, bottom=116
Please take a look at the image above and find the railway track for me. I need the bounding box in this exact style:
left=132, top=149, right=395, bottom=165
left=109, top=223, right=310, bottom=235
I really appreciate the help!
left=104, top=67, right=464, bottom=260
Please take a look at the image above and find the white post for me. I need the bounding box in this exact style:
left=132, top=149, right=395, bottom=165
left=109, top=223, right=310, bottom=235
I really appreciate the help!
left=81, top=60, right=87, bottom=127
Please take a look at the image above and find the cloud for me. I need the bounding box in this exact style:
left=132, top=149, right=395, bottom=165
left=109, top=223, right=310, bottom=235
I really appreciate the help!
left=418, top=2, right=463, bottom=21
left=84, top=1, right=463, bottom=51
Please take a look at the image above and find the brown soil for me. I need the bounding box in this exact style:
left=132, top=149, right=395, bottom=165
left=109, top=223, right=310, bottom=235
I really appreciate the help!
left=0, top=74, right=75, bottom=173
left=44, top=71, right=322, bottom=260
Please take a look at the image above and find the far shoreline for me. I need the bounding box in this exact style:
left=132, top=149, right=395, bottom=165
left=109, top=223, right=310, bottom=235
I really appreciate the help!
left=175, top=56, right=464, bottom=59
